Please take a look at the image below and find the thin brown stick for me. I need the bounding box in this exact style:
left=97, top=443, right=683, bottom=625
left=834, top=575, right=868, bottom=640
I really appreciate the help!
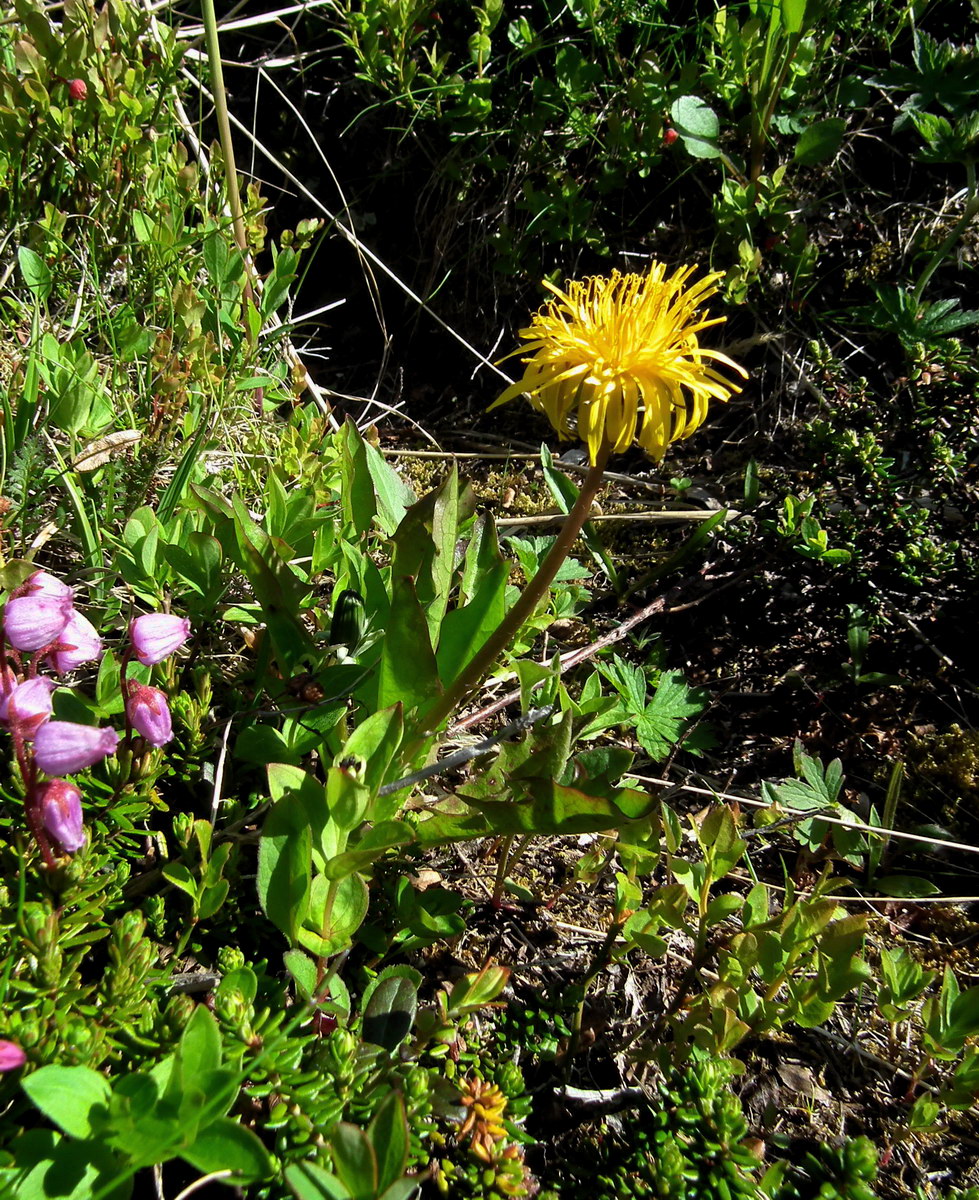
left=449, top=585, right=683, bottom=734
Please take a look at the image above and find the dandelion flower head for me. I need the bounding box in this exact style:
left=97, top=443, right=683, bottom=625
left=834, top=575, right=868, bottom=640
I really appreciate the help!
left=493, top=263, right=748, bottom=465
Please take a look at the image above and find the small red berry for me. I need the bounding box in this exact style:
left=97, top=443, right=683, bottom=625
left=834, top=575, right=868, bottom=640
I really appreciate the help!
left=663, top=127, right=679, bottom=147
left=68, top=78, right=87, bottom=101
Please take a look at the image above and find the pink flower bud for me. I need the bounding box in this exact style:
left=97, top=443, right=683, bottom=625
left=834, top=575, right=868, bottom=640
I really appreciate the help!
left=38, top=779, right=85, bottom=852
left=14, top=571, right=73, bottom=601
left=34, top=721, right=118, bottom=775
left=4, top=594, right=74, bottom=651
left=0, top=1040, right=26, bottom=1072
left=48, top=609, right=102, bottom=674
left=68, top=78, right=87, bottom=101
left=663, top=126, right=679, bottom=147
left=129, top=613, right=191, bottom=666
left=123, top=679, right=173, bottom=747
left=4, top=677, right=56, bottom=737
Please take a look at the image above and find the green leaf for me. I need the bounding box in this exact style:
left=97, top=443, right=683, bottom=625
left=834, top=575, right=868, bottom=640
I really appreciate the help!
left=286, top=1161, right=352, bottom=1200
left=446, top=964, right=510, bottom=1014
left=435, top=562, right=509, bottom=688
left=460, top=512, right=504, bottom=605
left=873, top=874, right=941, bottom=898
left=743, top=882, right=769, bottom=928
left=322, top=820, right=414, bottom=881
left=199, top=879, right=230, bottom=920
left=706, top=892, right=744, bottom=926
left=326, top=765, right=371, bottom=833
left=18, top=245, right=52, bottom=303
left=341, top=420, right=378, bottom=537
left=417, top=776, right=656, bottom=844
left=167, top=531, right=223, bottom=601
left=390, top=468, right=460, bottom=640
left=299, top=873, right=369, bottom=957
left=794, top=117, right=845, bottom=165
left=330, top=1124, right=378, bottom=1200
left=268, top=763, right=339, bottom=867
left=340, top=706, right=404, bottom=797
left=376, top=576, right=442, bottom=713
left=235, top=494, right=312, bottom=669
left=235, top=724, right=298, bottom=766
left=945, top=986, right=979, bottom=1047
left=21, top=1065, right=111, bottom=1138
left=908, top=1093, right=941, bottom=1130
left=162, top=862, right=198, bottom=899
left=284, top=949, right=319, bottom=1000
left=258, top=789, right=313, bottom=943
left=361, top=967, right=421, bottom=1051
left=180, top=1117, right=274, bottom=1183
left=378, top=1183, right=420, bottom=1200
left=330, top=589, right=367, bottom=653
left=670, top=95, right=721, bottom=158
left=369, top=1093, right=410, bottom=1193
left=598, top=656, right=647, bottom=714
left=636, top=670, right=706, bottom=761
left=363, top=438, right=416, bottom=537
left=9, top=1129, right=131, bottom=1200
left=107, top=1075, right=187, bottom=1164
left=779, top=0, right=807, bottom=34
left=174, top=1005, right=222, bottom=1086
left=261, top=245, right=299, bottom=322
left=158, top=421, right=215, bottom=525
left=203, top=229, right=230, bottom=292
left=177, top=1068, right=242, bottom=1137
left=217, top=968, right=258, bottom=1006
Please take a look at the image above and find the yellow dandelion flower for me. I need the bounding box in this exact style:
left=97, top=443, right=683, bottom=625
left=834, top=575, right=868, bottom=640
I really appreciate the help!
left=492, top=263, right=748, bottom=465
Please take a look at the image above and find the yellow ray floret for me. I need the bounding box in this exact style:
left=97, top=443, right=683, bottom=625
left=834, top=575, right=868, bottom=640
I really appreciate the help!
left=492, top=263, right=748, bottom=465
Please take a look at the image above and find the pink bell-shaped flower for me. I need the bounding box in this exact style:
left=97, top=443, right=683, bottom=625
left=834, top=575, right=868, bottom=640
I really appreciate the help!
left=4, top=677, right=56, bottom=737
left=129, top=613, right=191, bottom=666
left=34, top=721, right=118, bottom=775
left=123, top=679, right=173, bottom=747
left=15, top=571, right=73, bottom=601
left=0, top=1040, right=26, bottom=1072
left=3, top=593, right=74, bottom=652
left=38, top=779, right=85, bottom=852
left=48, top=609, right=103, bottom=674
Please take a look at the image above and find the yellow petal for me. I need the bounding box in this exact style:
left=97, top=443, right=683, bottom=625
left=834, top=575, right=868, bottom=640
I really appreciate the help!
left=492, top=262, right=747, bottom=460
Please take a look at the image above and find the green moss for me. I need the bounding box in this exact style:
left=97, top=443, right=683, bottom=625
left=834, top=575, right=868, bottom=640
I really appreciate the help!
left=912, top=724, right=979, bottom=795
left=909, top=725, right=979, bottom=835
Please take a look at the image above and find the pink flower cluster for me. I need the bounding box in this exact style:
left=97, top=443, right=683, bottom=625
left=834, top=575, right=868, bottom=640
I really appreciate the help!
left=1, top=571, right=191, bottom=864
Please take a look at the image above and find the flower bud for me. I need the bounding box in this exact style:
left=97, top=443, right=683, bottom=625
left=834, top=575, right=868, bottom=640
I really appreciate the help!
left=4, top=594, right=74, bottom=652
left=38, top=779, right=85, bottom=852
left=129, top=613, right=191, bottom=666
left=123, top=679, right=173, bottom=747
left=48, top=609, right=103, bottom=674
left=4, top=677, right=56, bottom=737
left=67, top=78, right=87, bottom=101
left=663, top=126, right=679, bottom=146
left=0, top=1040, right=26, bottom=1072
left=34, top=721, right=118, bottom=775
